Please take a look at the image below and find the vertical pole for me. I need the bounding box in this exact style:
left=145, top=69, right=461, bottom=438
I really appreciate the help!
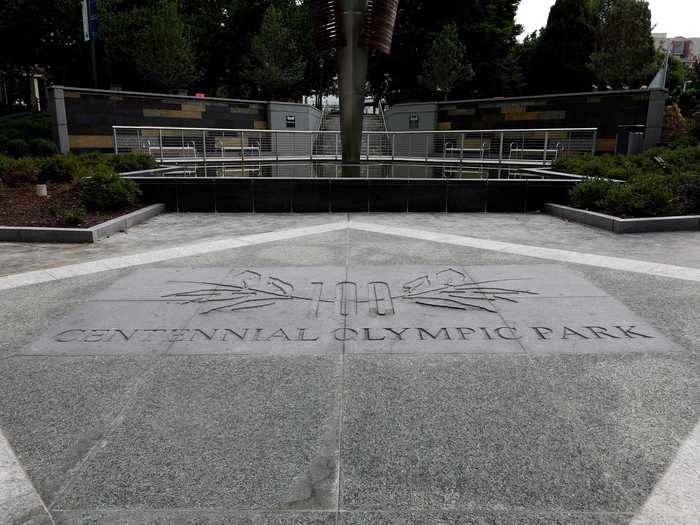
left=366, top=134, right=371, bottom=160
left=90, top=40, right=98, bottom=88
left=310, top=132, right=314, bottom=161
left=592, top=130, right=598, bottom=156
left=392, top=134, right=396, bottom=161
left=335, top=133, right=339, bottom=160
left=543, top=131, right=549, bottom=165
left=113, top=128, right=118, bottom=155
left=241, top=131, right=245, bottom=163
left=159, top=129, right=164, bottom=163
left=202, top=130, right=207, bottom=164
left=425, top=134, right=429, bottom=162
left=276, top=132, right=279, bottom=162
left=460, top=133, right=464, bottom=163
left=498, top=132, right=504, bottom=165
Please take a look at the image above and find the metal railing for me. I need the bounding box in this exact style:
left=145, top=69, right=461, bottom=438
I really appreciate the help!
left=113, top=126, right=598, bottom=166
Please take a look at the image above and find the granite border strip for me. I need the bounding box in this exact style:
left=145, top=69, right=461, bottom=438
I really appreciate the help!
left=545, top=203, right=700, bottom=234
left=1, top=218, right=700, bottom=293
left=347, top=221, right=700, bottom=283
left=631, top=420, right=700, bottom=524
left=0, top=430, right=54, bottom=525
left=0, top=222, right=349, bottom=292
left=0, top=204, right=166, bottom=244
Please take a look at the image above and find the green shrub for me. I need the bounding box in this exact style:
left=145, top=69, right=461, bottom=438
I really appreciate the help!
left=38, top=155, right=85, bottom=183
left=79, top=167, right=141, bottom=211
left=691, top=111, right=700, bottom=142
left=29, top=138, right=59, bottom=157
left=48, top=200, right=87, bottom=226
left=0, top=133, right=8, bottom=154
left=0, top=114, right=52, bottom=142
left=75, top=152, right=113, bottom=172
left=569, top=178, right=616, bottom=210
left=6, top=138, right=30, bottom=158
left=110, top=153, right=157, bottom=173
left=0, top=158, right=39, bottom=186
left=599, top=174, right=678, bottom=218
left=670, top=172, right=700, bottom=214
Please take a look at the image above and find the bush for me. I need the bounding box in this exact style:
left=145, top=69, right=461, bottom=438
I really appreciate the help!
left=79, top=167, right=141, bottom=211
left=0, top=114, right=52, bottom=142
left=29, top=138, right=59, bottom=157
left=569, top=178, right=616, bottom=210
left=110, top=153, right=157, bottom=173
left=0, top=157, right=39, bottom=186
left=599, top=174, right=678, bottom=218
left=48, top=200, right=87, bottom=226
left=691, top=112, right=700, bottom=143
left=6, top=138, right=30, bottom=158
left=670, top=172, right=700, bottom=214
left=38, top=155, right=86, bottom=184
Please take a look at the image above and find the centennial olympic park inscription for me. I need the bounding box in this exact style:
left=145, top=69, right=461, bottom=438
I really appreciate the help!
left=28, top=266, right=679, bottom=356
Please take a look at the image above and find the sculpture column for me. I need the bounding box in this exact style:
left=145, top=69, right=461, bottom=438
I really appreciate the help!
left=337, top=0, right=369, bottom=166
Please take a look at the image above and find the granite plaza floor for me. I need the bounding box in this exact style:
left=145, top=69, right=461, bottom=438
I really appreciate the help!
left=0, top=213, right=698, bottom=524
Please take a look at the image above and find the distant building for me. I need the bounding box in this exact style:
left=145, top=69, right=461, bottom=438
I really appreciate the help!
left=653, top=33, right=700, bottom=65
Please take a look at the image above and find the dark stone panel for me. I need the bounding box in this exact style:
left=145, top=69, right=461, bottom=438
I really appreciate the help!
left=526, top=181, right=576, bottom=211
left=292, top=180, right=332, bottom=213
left=136, top=181, right=180, bottom=211
left=445, top=180, right=488, bottom=212
left=330, top=180, right=370, bottom=212
left=215, top=180, right=255, bottom=213
left=407, top=181, right=447, bottom=212
left=486, top=181, right=529, bottom=213
left=368, top=180, right=409, bottom=212
left=253, top=180, right=294, bottom=212
left=176, top=180, right=217, bottom=212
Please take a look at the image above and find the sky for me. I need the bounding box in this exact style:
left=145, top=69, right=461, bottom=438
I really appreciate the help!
left=517, top=0, right=700, bottom=39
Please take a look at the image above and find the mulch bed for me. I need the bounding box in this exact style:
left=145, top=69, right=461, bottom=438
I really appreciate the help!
left=0, top=184, right=141, bottom=228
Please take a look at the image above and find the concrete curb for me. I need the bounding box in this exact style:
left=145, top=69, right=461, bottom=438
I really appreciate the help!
left=0, top=204, right=165, bottom=244
left=545, top=203, right=700, bottom=234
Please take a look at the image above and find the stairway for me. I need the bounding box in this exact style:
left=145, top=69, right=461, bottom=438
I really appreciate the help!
left=317, top=110, right=391, bottom=157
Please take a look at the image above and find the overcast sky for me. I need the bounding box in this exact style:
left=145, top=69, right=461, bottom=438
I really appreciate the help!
left=517, top=0, right=700, bottom=39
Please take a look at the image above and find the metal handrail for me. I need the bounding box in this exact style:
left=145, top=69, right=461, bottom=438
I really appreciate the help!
left=113, top=125, right=598, bottom=166
left=113, top=125, right=598, bottom=135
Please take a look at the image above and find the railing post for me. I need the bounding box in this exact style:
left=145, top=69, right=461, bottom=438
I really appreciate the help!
left=310, top=132, right=314, bottom=161
left=460, top=132, right=465, bottom=163
left=543, top=131, right=549, bottom=165
left=335, top=133, right=339, bottom=160
left=159, top=129, right=164, bottom=163
left=425, top=134, right=429, bottom=162
left=202, top=130, right=207, bottom=164
left=592, top=130, right=598, bottom=156
left=113, top=128, right=119, bottom=155
left=392, top=134, right=396, bottom=161
left=498, top=132, right=504, bottom=166
left=241, top=131, right=245, bottom=163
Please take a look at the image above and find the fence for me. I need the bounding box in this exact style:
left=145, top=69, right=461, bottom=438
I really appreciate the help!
left=113, top=126, right=598, bottom=166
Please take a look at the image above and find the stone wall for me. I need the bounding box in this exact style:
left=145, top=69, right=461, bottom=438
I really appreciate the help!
left=48, top=87, right=318, bottom=154
left=386, top=89, right=667, bottom=153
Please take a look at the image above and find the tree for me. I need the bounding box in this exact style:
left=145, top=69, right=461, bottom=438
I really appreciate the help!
left=592, top=0, right=656, bottom=89
left=368, top=0, right=522, bottom=103
left=0, top=0, right=87, bottom=104
left=418, top=23, right=474, bottom=101
left=242, top=6, right=306, bottom=100
left=136, top=1, right=197, bottom=92
left=98, top=0, right=197, bottom=92
left=527, top=0, right=595, bottom=94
